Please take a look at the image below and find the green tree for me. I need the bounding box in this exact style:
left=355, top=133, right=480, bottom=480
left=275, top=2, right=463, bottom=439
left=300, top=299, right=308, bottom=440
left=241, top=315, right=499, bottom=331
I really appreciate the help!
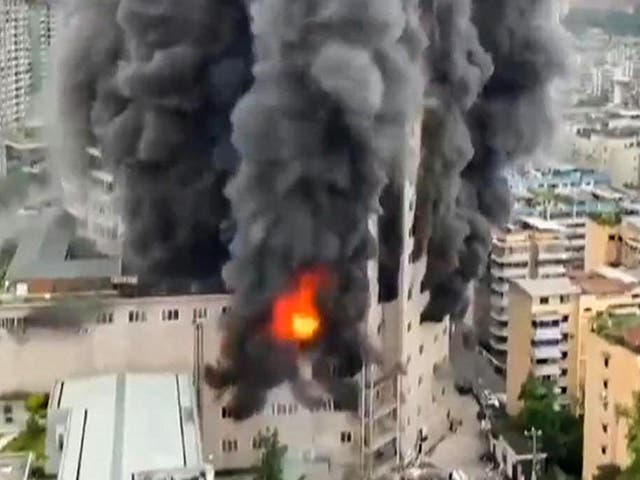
left=616, top=391, right=640, bottom=479
left=517, top=375, right=583, bottom=477
left=25, top=393, right=48, bottom=417
left=254, top=429, right=287, bottom=480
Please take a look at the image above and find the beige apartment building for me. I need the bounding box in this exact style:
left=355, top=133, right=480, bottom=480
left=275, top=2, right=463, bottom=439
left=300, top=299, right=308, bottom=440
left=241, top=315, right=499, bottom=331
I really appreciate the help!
left=585, top=215, right=640, bottom=271
left=583, top=313, right=640, bottom=480
left=506, top=278, right=579, bottom=415
left=505, top=267, right=640, bottom=416
left=490, top=218, right=573, bottom=373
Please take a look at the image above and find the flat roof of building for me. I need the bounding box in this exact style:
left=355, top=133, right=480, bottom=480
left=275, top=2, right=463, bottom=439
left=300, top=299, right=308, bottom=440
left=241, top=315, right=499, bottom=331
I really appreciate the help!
left=518, top=216, right=566, bottom=232
left=0, top=453, right=31, bottom=480
left=569, top=267, right=639, bottom=295
left=512, top=277, right=580, bottom=297
left=4, top=212, right=120, bottom=282
left=51, top=373, right=203, bottom=480
left=594, top=313, right=640, bottom=353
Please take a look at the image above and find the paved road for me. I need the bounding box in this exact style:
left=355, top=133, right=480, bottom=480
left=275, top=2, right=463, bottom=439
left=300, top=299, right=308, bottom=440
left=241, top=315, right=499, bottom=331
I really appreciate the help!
left=449, top=322, right=505, bottom=395
left=428, top=395, right=498, bottom=480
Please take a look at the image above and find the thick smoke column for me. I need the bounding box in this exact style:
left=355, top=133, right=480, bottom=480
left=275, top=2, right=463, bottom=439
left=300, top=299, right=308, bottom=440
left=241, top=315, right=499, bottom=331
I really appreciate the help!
left=416, top=0, right=566, bottom=322
left=207, top=0, right=425, bottom=419
left=54, top=0, right=253, bottom=290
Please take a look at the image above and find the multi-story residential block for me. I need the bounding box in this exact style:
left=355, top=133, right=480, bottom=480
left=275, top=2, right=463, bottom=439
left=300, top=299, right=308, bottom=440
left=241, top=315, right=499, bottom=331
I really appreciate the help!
left=571, top=127, right=640, bottom=189
left=585, top=214, right=640, bottom=271
left=583, top=312, right=640, bottom=479
left=489, top=217, right=574, bottom=373
left=505, top=277, right=579, bottom=415
left=0, top=1, right=32, bottom=131
left=62, top=148, right=123, bottom=256
left=505, top=267, right=640, bottom=417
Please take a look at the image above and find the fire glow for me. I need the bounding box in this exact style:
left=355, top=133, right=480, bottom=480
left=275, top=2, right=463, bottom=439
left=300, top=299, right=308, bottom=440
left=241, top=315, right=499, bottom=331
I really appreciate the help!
left=271, top=269, right=329, bottom=344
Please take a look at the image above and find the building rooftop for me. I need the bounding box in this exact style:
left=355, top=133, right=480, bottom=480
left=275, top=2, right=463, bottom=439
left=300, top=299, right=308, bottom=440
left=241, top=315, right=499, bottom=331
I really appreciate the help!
left=569, top=268, right=638, bottom=295
left=0, top=453, right=31, bottom=480
left=51, top=373, right=205, bottom=480
left=4, top=211, right=120, bottom=282
left=594, top=313, right=640, bottom=354
left=512, top=277, right=581, bottom=298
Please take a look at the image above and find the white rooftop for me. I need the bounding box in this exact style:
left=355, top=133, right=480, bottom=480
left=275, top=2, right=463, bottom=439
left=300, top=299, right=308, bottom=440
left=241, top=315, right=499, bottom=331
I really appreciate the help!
left=50, top=373, right=204, bottom=480
left=518, top=216, right=566, bottom=232
left=511, top=277, right=580, bottom=297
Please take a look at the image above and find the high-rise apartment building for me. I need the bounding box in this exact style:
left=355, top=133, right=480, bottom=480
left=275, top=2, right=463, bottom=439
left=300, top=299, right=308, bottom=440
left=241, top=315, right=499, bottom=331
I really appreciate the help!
left=489, top=217, right=573, bottom=373
left=0, top=1, right=32, bottom=131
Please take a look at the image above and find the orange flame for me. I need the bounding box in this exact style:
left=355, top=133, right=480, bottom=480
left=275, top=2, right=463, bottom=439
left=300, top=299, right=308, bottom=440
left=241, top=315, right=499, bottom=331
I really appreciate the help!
left=271, top=269, right=328, bottom=344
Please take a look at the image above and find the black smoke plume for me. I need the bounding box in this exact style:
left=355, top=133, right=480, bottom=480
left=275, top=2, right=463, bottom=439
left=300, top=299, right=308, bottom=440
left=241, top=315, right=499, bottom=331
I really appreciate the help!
left=54, top=0, right=253, bottom=292
left=206, top=0, right=425, bottom=420
left=415, top=0, right=566, bottom=322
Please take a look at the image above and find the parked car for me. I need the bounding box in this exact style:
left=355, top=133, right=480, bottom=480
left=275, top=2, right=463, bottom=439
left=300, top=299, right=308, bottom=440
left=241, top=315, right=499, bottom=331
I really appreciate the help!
left=455, top=380, right=473, bottom=395
left=481, top=389, right=500, bottom=409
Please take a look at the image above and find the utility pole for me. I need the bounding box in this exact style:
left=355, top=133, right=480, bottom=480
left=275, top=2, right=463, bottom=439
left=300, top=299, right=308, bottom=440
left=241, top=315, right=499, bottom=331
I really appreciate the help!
left=524, top=427, right=542, bottom=480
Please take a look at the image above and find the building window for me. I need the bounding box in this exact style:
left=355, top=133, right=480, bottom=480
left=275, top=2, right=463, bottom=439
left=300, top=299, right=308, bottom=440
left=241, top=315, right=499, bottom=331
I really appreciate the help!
left=287, top=404, right=298, bottom=415
left=221, top=407, right=230, bottom=419
left=3, top=404, right=12, bottom=416
left=562, top=315, right=569, bottom=323
left=340, top=431, right=353, bottom=444
left=601, top=445, right=608, bottom=456
left=603, top=379, right=609, bottom=390
left=407, top=322, right=411, bottom=332
left=418, top=376, right=423, bottom=386
left=128, top=310, right=146, bottom=323
left=57, top=433, right=64, bottom=452
left=560, top=295, right=570, bottom=304
left=162, top=309, right=179, bottom=322
left=96, top=312, right=114, bottom=324
left=252, top=435, right=265, bottom=450
left=561, top=368, right=568, bottom=377
left=559, top=386, right=567, bottom=395
left=221, top=306, right=230, bottom=314
left=604, top=356, right=610, bottom=368
left=193, top=308, right=208, bottom=320
left=222, top=439, right=239, bottom=453
left=377, top=321, right=383, bottom=336
left=539, top=296, right=549, bottom=305
left=603, top=423, right=609, bottom=434
left=562, top=351, right=568, bottom=360
left=419, top=344, right=424, bottom=355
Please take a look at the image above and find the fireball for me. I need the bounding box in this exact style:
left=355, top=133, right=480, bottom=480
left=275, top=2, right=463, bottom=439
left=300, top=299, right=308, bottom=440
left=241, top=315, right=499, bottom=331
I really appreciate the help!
left=271, top=269, right=328, bottom=344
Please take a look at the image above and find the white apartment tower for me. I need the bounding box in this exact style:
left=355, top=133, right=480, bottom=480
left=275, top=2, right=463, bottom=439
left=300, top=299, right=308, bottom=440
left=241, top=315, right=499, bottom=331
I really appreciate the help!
left=0, top=1, right=32, bottom=131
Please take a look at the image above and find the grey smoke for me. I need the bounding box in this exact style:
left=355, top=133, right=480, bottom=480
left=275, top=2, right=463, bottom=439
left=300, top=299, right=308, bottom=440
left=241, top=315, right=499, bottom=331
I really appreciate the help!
left=416, top=0, right=567, bottom=322
left=53, top=0, right=253, bottom=290
left=207, top=0, right=425, bottom=420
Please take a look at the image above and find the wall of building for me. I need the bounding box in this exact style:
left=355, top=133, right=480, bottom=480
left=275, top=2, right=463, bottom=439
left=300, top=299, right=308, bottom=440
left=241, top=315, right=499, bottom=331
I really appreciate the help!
left=585, top=218, right=621, bottom=271
left=0, top=399, right=28, bottom=434
left=583, top=332, right=640, bottom=479
left=0, top=295, right=229, bottom=393
left=506, top=288, right=533, bottom=416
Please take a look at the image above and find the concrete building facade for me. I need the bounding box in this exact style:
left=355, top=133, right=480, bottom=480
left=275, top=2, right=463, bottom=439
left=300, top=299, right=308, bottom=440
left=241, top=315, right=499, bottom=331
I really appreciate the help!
left=489, top=218, right=574, bottom=373
left=583, top=313, right=640, bottom=480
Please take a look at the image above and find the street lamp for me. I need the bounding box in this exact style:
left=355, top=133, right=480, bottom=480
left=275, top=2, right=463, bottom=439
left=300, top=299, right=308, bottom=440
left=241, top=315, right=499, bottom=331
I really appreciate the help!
left=524, top=427, right=543, bottom=480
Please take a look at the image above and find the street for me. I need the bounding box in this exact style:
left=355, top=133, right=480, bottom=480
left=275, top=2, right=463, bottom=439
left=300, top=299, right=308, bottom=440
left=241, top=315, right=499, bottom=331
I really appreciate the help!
left=427, top=394, right=499, bottom=480
left=449, top=322, right=505, bottom=396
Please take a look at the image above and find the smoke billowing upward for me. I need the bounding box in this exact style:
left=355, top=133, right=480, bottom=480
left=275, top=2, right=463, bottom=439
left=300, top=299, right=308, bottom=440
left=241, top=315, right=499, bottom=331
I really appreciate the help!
left=54, top=0, right=253, bottom=291
left=416, top=0, right=567, bottom=322
left=206, top=0, right=425, bottom=420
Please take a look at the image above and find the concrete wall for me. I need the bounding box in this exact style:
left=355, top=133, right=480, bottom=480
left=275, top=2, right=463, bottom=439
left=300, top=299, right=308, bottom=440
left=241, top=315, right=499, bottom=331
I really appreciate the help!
left=506, top=288, right=533, bottom=416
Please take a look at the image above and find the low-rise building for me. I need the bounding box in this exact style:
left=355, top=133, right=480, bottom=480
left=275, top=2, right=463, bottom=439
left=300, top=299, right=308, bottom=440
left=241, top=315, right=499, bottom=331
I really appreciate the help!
left=45, top=372, right=212, bottom=479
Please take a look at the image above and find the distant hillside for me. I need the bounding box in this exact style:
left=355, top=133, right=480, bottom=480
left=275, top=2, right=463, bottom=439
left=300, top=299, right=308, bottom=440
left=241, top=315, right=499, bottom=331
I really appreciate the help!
left=563, top=7, right=640, bottom=36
